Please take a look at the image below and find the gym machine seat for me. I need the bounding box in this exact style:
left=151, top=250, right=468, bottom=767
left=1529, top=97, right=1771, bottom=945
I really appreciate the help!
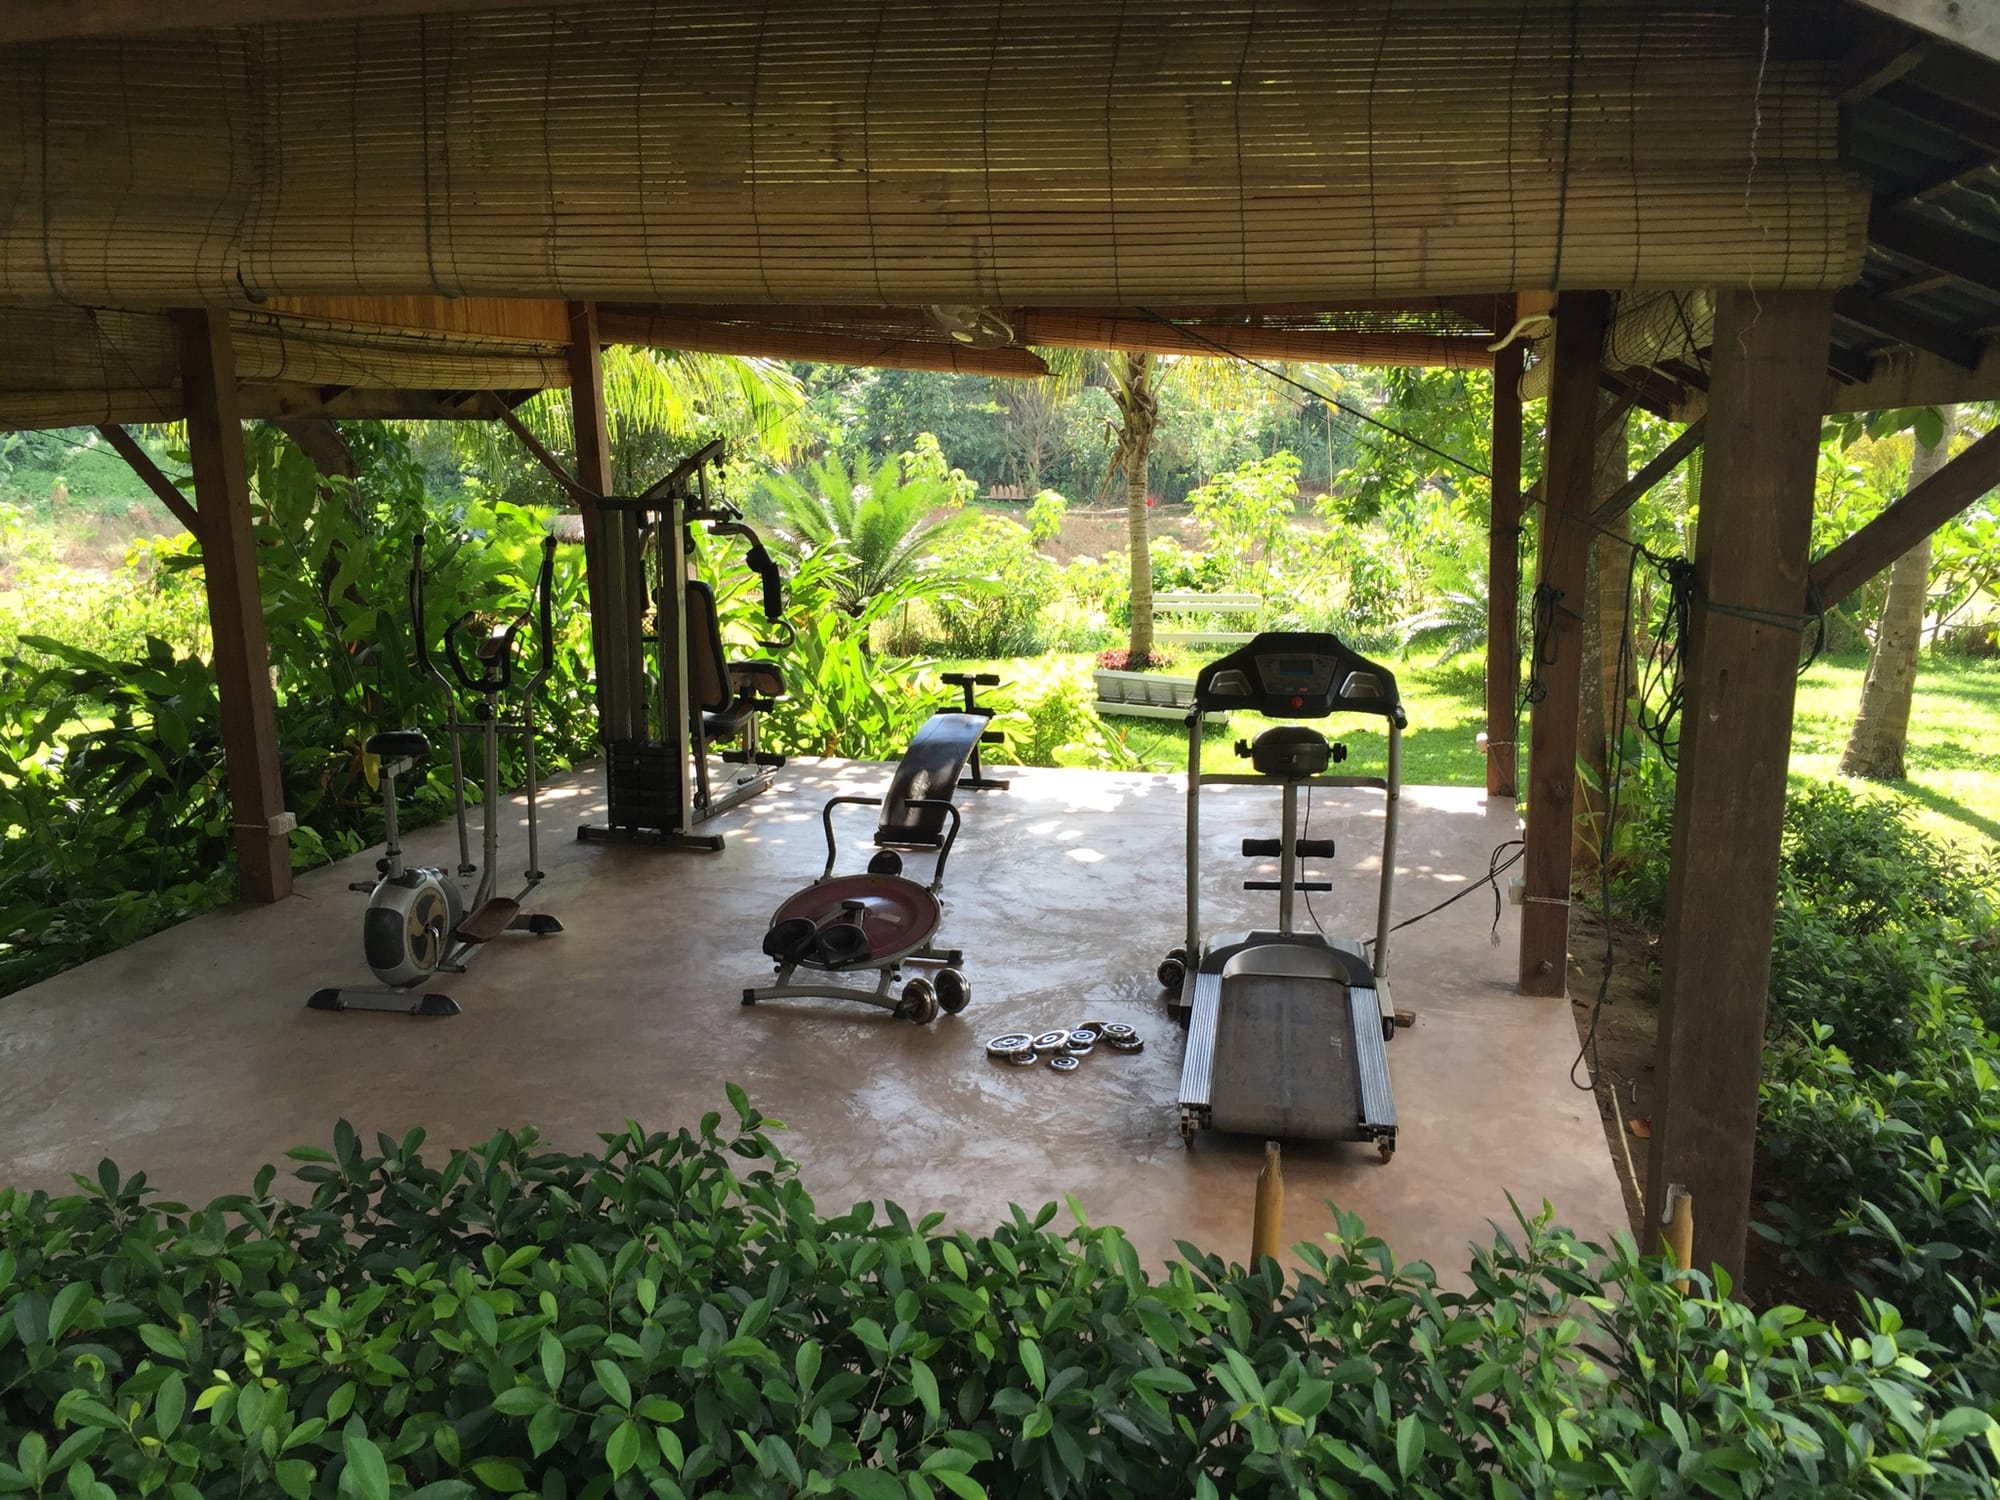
left=685, top=579, right=786, bottom=742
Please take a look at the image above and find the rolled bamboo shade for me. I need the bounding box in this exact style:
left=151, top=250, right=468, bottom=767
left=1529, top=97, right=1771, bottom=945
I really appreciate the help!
left=1520, top=288, right=1716, bottom=398
left=0, top=1, right=1865, bottom=307
left=0, top=302, right=569, bottom=425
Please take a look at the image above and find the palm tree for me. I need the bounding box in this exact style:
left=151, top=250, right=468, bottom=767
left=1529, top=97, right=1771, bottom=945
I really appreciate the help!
left=425, top=346, right=808, bottom=494
left=1034, top=347, right=1269, bottom=667
left=1841, top=408, right=1955, bottom=780
left=754, top=448, right=978, bottom=615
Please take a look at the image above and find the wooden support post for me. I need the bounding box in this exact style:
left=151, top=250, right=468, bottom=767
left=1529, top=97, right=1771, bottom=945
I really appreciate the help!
left=174, top=309, right=293, bottom=905
left=566, top=303, right=645, bottom=746
left=1485, top=340, right=1524, bottom=799
left=1645, top=289, right=1835, bottom=1282
left=1517, top=292, right=1607, bottom=996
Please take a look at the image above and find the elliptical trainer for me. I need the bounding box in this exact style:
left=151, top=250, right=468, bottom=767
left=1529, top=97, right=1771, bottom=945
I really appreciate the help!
left=308, top=533, right=564, bottom=1016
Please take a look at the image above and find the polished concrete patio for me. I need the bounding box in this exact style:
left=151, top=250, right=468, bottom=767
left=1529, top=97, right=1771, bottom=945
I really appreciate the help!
left=0, top=759, right=1622, bottom=1276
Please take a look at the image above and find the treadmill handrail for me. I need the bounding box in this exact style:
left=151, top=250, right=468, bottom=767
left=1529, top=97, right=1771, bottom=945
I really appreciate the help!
left=1197, top=773, right=1390, bottom=792
left=1183, top=704, right=1402, bottom=983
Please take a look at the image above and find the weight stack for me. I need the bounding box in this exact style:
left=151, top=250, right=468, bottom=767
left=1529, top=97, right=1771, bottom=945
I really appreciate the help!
left=602, top=739, right=685, bottom=831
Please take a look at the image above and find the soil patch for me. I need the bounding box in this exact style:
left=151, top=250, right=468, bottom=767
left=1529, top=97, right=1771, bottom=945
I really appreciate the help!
left=1565, top=901, right=1659, bottom=1242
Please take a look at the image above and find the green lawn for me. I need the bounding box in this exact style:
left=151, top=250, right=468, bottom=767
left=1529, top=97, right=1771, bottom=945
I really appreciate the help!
left=1788, top=651, right=2000, bottom=849
left=956, top=648, right=2000, bottom=849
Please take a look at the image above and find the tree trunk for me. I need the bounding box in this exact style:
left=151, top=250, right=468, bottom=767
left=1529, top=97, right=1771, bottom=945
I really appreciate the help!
left=1574, top=396, right=1630, bottom=871
left=1840, top=408, right=1954, bottom=780
left=1118, top=352, right=1159, bottom=665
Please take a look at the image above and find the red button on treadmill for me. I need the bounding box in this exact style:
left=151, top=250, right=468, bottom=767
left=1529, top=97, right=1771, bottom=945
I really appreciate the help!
left=1291, top=695, right=1303, bottom=708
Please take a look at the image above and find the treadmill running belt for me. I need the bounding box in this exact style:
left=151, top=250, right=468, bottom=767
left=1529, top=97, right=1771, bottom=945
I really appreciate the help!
left=1209, top=974, right=1359, bottom=1139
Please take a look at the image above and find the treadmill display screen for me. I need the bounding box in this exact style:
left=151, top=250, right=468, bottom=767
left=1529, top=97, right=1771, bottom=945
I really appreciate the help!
left=1254, top=654, right=1336, bottom=699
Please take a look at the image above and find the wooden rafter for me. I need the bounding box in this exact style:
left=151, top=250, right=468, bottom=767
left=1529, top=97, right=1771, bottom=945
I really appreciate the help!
left=484, top=394, right=595, bottom=505
left=1838, top=30, right=1932, bottom=104
left=596, top=309, right=1051, bottom=376
left=1868, top=208, right=2000, bottom=296
left=96, top=424, right=202, bottom=536
left=1591, top=418, right=1706, bottom=527
left=1889, top=155, right=2000, bottom=211
left=1810, top=423, right=2000, bottom=609
left=1019, top=312, right=1493, bottom=368
left=1874, top=82, right=2000, bottom=155
left=1834, top=288, right=1987, bottom=370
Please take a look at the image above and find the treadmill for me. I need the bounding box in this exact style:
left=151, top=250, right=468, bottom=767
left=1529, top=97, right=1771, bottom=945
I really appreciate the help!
left=1156, top=633, right=1406, bottom=1159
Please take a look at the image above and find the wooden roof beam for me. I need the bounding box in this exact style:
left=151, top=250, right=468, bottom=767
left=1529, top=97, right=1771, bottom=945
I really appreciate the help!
left=597, top=309, right=1051, bottom=376
left=1810, top=423, right=2000, bottom=609
left=1591, top=418, right=1705, bottom=528
left=1868, top=206, right=2000, bottom=294
left=1838, top=28, right=1933, bottom=103
left=1874, top=81, right=2000, bottom=155
left=1849, top=1, right=2000, bottom=68
left=1021, top=312, right=1493, bottom=368
left=1834, top=287, right=1988, bottom=368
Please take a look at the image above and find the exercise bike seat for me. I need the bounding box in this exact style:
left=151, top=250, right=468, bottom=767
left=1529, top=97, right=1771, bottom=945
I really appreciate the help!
left=366, top=730, right=431, bottom=760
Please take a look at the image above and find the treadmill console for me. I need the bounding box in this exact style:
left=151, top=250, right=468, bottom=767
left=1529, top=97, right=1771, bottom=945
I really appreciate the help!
left=1192, top=632, right=1405, bottom=724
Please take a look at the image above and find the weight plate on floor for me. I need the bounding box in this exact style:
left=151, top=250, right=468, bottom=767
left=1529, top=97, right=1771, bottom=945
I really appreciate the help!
left=1048, top=1054, right=1080, bottom=1072
left=1031, top=1030, right=1071, bottom=1053
left=1063, top=1037, right=1095, bottom=1055
left=1004, top=1047, right=1039, bottom=1067
left=1099, top=1023, right=1136, bottom=1041
left=1067, top=1028, right=1098, bottom=1046
left=986, top=1034, right=1034, bottom=1057
left=1108, top=1037, right=1145, bottom=1054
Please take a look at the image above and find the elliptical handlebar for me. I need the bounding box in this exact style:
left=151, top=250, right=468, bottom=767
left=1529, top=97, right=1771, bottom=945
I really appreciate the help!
left=525, top=534, right=558, bottom=697
left=412, top=531, right=562, bottom=700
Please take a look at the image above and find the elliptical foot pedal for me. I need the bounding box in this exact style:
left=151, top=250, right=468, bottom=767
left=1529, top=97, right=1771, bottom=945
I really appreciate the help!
left=307, top=987, right=461, bottom=1017
left=517, top=913, right=565, bottom=936
left=453, top=898, right=521, bottom=945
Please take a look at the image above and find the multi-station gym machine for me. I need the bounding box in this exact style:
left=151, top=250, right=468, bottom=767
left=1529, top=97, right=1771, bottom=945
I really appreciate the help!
left=578, top=441, right=792, bottom=851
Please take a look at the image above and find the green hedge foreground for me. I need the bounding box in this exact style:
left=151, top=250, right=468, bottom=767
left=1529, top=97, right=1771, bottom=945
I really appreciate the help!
left=4, top=1094, right=1998, bottom=1499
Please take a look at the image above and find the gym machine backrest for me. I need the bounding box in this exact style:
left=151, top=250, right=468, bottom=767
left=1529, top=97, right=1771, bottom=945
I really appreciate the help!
left=685, top=578, right=784, bottom=734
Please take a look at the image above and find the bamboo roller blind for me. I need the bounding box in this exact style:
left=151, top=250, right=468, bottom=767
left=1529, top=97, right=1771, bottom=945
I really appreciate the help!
left=1, top=1, right=1864, bottom=307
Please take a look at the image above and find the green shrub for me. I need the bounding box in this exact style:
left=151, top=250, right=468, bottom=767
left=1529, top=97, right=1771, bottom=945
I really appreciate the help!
left=5, top=1102, right=1998, bottom=1499
left=915, top=516, right=1055, bottom=658
left=1768, top=782, right=1997, bottom=1069
left=982, top=662, right=1139, bottom=771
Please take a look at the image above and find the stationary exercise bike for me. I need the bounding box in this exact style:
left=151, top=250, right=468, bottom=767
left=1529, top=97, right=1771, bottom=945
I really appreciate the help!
left=308, top=534, right=564, bottom=1016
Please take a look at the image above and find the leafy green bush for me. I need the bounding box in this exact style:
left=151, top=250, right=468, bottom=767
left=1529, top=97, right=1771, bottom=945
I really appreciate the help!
left=1768, top=783, right=1997, bottom=1069
left=5, top=1101, right=1998, bottom=1499
left=1612, top=777, right=2000, bottom=1350
left=915, top=517, right=1055, bottom=658
left=981, top=662, right=1138, bottom=772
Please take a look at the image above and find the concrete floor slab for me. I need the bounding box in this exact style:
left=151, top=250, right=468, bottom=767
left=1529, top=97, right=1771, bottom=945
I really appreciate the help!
left=0, top=760, right=1623, bottom=1278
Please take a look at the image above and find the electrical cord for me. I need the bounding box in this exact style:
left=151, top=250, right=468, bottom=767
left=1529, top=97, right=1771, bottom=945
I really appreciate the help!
left=1363, top=837, right=1525, bottom=960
